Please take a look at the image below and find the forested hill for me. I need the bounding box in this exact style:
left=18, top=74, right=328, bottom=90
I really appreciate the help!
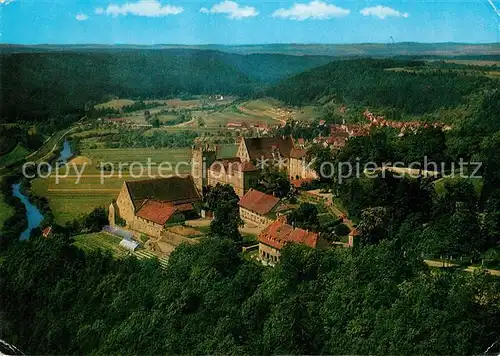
left=2, top=42, right=499, bottom=56
left=0, top=49, right=333, bottom=121
left=268, top=58, right=498, bottom=115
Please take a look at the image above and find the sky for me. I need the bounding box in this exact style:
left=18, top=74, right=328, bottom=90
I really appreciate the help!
left=1, top=0, right=499, bottom=44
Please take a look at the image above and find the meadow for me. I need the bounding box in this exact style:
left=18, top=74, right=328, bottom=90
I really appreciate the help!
left=73, top=232, right=127, bottom=257
left=188, top=99, right=288, bottom=129
left=31, top=147, right=192, bottom=224
left=0, top=143, right=30, bottom=167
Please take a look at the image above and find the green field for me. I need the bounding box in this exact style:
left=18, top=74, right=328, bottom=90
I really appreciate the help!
left=31, top=147, right=192, bottom=224
left=0, top=143, right=30, bottom=167
left=189, top=99, right=285, bottom=128
left=73, top=232, right=168, bottom=266
left=73, top=232, right=128, bottom=257
left=0, top=193, right=14, bottom=229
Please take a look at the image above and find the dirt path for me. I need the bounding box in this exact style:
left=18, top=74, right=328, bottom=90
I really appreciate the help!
left=424, top=259, right=500, bottom=276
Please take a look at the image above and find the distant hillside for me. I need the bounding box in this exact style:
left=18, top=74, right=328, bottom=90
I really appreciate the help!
left=268, top=58, right=498, bottom=115
left=0, top=49, right=332, bottom=121
left=1, top=42, right=499, bottom=57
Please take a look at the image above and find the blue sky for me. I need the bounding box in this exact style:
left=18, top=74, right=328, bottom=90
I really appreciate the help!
left=1, top=0, right=499, bottom=44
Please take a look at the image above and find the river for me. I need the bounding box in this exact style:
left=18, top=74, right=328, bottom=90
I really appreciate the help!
left=12, top=139, right=73, bottom=240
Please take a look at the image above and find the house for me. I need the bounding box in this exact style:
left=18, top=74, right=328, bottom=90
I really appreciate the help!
left=41, top=226, right=52, bottom=239
left=238, top=188, right=288, bottom=227
left=289, top=148, right=318, bottom=180
left=226, top=122, right=248, bottom=131
left=257, top=219, right=328, bottom=265
left=109, top=176, right=201, bottom=238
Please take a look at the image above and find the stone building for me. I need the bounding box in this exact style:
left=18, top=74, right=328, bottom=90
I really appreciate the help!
left=257, top=219, right=328, bottom=266
left=109, top=176, right=201, bottom=238
left=238, top=188, right=289, bottom=227
left=192, top=136, right=316, bottom=197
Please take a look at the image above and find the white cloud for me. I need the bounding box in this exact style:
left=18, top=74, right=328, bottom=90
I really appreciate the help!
left=96, top=0, right=184, bottom=17
left=75, top=13, right=89, bottom=21
left=199, top=1, right=258, bottom=19
left=360, top=5, right=409, bottom=19
left=272, top=1, right=350, bottom=20
left=0, top=0, right=15, bottom=6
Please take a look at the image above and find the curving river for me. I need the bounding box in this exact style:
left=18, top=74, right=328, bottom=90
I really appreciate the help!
left=12, top=139, right=73, bottom=240
left=12, top=183, right=44, bottom=240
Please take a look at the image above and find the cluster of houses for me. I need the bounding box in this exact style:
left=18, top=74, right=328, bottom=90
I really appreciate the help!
left=363, top=109, right=451, bottom=133
left=103, top=117, right=152, bottom=128
left=108, top=135, right=355, bottom=266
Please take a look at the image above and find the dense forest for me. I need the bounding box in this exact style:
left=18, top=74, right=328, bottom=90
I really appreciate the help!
left=0, top=49, right=333, bottom=122
left=268, top=58, right=498, bottom=115
left=1, top=233, right=499, bottom=355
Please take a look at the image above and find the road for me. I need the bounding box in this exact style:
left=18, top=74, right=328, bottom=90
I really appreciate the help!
left=424, top=259, right=500, bottom=276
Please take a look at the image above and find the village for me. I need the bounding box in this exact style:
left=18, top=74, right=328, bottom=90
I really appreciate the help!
left=103, top=132, right=365, bottom=266
left=38, top=99, right=453, bottom=267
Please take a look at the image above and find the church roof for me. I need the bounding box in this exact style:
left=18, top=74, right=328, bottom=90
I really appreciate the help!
left=243, top=136, right=294, bottom=160
left=125, top=176, right=200, bottom=209
left=209, top=158, right=258, bottom=173
left=258, top=220, right=320, bottom=250
left=238, top=188, right=280, bottom=215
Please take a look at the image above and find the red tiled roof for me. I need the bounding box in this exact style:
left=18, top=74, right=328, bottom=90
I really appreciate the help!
left=136, top=200, right=177, bottom=225
left=175, top=202, right=194, bottom=212
left=42, top=226, right=52, bottom=238
left=238, top=188, right=280, bottom=215
left=258, top=220, right=319, bottom=250
left=289, top=148, right=307, bottom=159
left=290, top=178, right=314, bottom=188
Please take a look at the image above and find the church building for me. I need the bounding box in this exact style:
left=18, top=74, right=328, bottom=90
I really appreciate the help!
left=192, top=136, right=317, bottom=197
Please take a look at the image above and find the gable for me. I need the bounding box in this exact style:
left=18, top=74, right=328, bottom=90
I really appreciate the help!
left=238, top=188, right=280, bottom=215
left=243, top=136, right=294, bottom=161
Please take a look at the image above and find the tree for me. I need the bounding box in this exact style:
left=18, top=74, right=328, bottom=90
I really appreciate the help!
left=260, top=167, right=290, bottom=198
left=82, top=207, right=108, bottom=232
left=206, top=184, right=243, bottom=242
left=357, top=206, right=390, bottom=246
left=287, top=203, right=319, bottom=231
left=306, top=144, right=335, bottom=182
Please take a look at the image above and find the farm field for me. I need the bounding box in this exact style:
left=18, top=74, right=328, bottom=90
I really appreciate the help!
left=187, top=99, right=287, bottom=129
left=0, top=143, right=30, bottom=167
left=441, top=59, right=500, bottom=67
left=73, top=232, right=169, bottom=266
left=31, top=147, right=192, bottom=224
left=73, top=232, right=127, bottom=257
left=95, top=99, right=135, bottom=110
left=0, top=193, right=14, bottom=229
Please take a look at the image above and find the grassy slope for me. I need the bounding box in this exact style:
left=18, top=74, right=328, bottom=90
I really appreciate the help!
left=0, top=143, right=30, bottom=167
left=73, top=232, right=127, bottom=257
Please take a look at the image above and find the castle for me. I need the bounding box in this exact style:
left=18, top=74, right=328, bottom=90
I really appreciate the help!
left=191, top=136, right=317, bottom=197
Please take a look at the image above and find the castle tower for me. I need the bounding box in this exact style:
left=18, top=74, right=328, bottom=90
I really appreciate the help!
left=191, top=145, right=217, bottom=194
